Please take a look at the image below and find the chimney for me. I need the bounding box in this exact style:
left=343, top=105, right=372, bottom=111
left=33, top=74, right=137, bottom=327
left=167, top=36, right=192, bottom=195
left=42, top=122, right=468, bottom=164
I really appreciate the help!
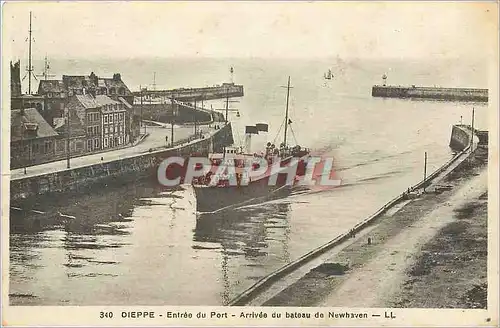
left=113, top=73, right=121, bottom=81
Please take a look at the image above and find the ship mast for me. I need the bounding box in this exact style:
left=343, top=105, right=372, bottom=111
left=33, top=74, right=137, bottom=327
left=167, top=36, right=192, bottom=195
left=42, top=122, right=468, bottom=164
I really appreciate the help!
left=283, top=76, right=291, bottom=148
left=37, top=55, right=55, bottom=81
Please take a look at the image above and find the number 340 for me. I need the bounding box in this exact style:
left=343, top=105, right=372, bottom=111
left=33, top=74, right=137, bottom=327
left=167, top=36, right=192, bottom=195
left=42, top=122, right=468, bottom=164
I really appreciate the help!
left=100, top=311, right=114, bottom=319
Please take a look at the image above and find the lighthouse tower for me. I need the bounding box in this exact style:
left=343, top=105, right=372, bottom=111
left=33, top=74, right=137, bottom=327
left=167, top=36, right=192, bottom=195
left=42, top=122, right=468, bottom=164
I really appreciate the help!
left=382, top=73, right=387, bottom=86
left=230, top=66, right=234, bottom=84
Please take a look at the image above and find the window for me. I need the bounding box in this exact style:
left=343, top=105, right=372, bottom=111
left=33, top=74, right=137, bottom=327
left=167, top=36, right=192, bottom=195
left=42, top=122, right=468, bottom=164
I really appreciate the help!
left=114, top=113, right=118, bottom=121
left=94, top=138, right=99, bottom=149
left=56, top=140, right=65, bottom=152
left=104, top=126, right=109, bottom=134
left=87, top=139, right=92, bottom=151
left=109, top=114, right=113, bottom=123
left=44, top=140, right=52, bottom=154
left=104, top=115, right=108, bottom=123
left=87, top=127, right=92, bottom=135
left=104, top=138, right=108, bottom=148
left=120, top=113, right=124, bottom=120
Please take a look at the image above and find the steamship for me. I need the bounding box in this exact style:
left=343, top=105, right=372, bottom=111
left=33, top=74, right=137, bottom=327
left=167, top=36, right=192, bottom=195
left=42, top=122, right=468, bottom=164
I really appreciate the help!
left=192, top=77, right=311, bottom=213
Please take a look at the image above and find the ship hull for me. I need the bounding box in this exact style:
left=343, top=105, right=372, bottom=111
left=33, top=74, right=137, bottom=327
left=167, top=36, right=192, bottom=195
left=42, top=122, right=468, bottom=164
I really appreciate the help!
left=193, top=154, right=310, bottom=213
left=193, top=180, right=292, bottom=213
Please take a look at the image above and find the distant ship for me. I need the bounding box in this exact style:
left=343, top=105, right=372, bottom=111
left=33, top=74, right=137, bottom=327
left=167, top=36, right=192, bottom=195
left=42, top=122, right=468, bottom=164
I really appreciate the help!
left=324, top=69, right=333, bottom=80
left=192, top=76, right=311, bottom=213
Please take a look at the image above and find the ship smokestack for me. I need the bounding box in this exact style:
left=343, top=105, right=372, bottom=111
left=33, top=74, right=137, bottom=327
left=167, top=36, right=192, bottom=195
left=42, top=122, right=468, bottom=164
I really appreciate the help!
left=245, top=134, right=252, bottom=154
left=245, top=125, right=259, bottom=154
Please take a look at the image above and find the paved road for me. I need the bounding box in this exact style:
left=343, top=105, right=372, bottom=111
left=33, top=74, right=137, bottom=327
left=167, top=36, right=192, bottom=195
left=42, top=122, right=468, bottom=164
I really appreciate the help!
left=11, top=125, right=215, bottom=180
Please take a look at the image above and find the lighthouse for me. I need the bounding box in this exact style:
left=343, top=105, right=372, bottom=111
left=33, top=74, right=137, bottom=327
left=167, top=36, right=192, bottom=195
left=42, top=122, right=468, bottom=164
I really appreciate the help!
left=382, top=73, right=387, bottom=86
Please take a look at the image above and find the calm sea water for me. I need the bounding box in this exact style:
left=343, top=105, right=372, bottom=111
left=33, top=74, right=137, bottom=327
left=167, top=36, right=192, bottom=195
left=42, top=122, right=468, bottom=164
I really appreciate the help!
left=10, top=57, right=488, bottom=305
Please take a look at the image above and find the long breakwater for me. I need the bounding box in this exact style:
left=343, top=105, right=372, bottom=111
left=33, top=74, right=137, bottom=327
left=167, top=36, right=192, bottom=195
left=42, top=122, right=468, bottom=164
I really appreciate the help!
left=372, top=85, right=488, bottom=102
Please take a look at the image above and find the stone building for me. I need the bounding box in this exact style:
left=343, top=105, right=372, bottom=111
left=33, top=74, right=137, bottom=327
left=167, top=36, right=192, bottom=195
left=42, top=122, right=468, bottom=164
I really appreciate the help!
left=95, top=95, right=128, bottom=149
left=11, top=108, right=59, bottom=169
left=65, top=93, right=129, bottom=153
left=10, top=60, right=22, bottom=97
left=37, top=72, right=134, bottom=134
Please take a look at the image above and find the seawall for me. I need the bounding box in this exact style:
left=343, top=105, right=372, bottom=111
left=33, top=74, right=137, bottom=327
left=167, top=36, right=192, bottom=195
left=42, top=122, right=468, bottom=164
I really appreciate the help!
left=372, top=85, right=488, bottom=102
left=10, top=124, right=234, bottom=204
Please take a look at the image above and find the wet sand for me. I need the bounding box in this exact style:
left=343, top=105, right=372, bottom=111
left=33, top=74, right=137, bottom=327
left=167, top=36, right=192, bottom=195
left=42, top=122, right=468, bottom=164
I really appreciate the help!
left=264, top=153, right=488, bottom=308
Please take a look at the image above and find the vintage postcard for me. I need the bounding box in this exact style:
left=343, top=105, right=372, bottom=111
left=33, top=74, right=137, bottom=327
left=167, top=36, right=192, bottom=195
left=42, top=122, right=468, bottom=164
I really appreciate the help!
left=1, top=1, right=499, bottom=326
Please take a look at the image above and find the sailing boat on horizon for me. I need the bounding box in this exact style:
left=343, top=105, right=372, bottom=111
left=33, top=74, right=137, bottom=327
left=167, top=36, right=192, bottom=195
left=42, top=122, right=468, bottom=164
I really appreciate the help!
left=192, top=76, right=311, bottom=213
left=324, top=68, right=333, bottom=80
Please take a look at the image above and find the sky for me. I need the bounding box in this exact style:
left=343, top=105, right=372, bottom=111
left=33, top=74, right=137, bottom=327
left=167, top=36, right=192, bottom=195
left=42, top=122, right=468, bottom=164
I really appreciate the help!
left=2, top=1, right=498, bottom=60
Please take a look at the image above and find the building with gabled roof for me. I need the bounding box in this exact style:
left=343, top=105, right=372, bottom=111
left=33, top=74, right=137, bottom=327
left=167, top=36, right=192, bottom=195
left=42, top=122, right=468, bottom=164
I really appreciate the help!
left=65, top=93, right=130, bottom=153
left=10, top=108, right=60, bottom=169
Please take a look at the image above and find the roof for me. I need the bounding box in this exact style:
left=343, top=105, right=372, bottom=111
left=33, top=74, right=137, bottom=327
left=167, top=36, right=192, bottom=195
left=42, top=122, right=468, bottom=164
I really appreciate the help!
left=118, top=97, right=133, bottom=108
left=99, top=77, right=132, bottom=95
left=38, top=80, right=65, bottom=94
left=11, top=108, right=59, bottom=142
left=63, top=75, right=97, bottom=90
left=94, top=94, right=120, bottom=106
left=75, top=94, right=99, bottom=109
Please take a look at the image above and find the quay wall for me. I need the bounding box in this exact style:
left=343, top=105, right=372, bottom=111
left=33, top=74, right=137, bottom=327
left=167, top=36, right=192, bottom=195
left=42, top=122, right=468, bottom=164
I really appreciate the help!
left=133, top=102, right=226, bottom=125
left=372, top=85, right=488, bottom=102
left=10, top=124, right=234, bottom=204
left=133, top=84, right=244, bottom=101
left=229, top=124, right=480, bottom=306
left=133, top=103, right=213, bottom=124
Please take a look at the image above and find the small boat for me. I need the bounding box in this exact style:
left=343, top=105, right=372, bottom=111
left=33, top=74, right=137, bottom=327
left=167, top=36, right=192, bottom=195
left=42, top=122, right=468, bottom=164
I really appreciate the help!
left=324, top=69, right=333, bottom=80
left=192, top=76, right=311, bottom=213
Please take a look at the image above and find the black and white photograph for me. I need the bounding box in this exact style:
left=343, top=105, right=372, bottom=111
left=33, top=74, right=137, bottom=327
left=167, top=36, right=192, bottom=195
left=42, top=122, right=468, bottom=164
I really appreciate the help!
left=1, top=1, right=498, bottom=326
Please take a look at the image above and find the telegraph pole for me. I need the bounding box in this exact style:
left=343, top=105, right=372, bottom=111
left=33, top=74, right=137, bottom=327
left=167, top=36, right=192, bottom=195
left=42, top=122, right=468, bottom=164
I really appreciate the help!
left=423, top=152, right=427, bottom=193
left=194, top=99, right=198, bottom=136
left=470, top=107, right=475, bottom=151
left=225, top=89, right=229, bottom=125
left=170, top=96, right=176, bottom=147
left=67, top=109, right=71, bottom=169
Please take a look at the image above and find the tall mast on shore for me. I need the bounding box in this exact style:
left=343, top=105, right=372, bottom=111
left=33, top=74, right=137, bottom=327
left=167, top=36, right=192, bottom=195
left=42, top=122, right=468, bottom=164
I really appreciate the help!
left=152, top=72, right=156, bottom=91
left=25, top=11, right=37, bottom=94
